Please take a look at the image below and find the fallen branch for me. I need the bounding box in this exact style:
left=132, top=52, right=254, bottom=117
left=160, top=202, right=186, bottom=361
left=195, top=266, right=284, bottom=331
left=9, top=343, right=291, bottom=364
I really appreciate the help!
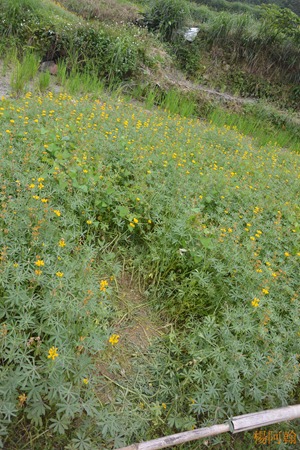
left=116, top=404, right=300, bottom=450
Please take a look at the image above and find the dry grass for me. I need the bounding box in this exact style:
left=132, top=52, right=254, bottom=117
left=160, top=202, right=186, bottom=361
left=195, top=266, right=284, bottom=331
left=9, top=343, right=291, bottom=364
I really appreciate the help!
left=95, top=273, right=166, bottom=404
left=59, top=0, right=140, bottom=24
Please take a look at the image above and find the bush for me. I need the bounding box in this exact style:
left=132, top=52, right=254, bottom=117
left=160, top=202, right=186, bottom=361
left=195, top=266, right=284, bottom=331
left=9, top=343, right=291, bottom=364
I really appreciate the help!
left=142, top=0, right=191, bottom=41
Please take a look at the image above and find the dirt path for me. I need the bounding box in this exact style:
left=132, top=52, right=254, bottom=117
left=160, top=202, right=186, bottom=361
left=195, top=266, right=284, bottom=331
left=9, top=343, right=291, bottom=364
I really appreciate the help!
left=162, top=71, right=256, bottom=105
left=0, top=63, right=11, bottom=98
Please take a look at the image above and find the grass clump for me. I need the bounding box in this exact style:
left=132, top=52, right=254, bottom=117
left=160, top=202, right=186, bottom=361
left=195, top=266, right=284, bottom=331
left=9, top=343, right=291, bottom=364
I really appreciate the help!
left=141, top=0, right=191, bottom=41
left=37, top=71, right=51, bottom=92
left=10, top=51, right=40, bottom=95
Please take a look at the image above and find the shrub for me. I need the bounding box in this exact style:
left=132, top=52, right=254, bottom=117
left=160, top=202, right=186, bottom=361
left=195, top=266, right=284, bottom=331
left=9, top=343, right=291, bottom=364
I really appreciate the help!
left=142, top=0, right=191, bottom=41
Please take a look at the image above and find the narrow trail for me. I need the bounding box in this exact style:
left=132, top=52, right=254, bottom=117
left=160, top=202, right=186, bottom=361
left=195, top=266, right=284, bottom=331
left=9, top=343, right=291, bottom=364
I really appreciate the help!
left=163, top=73, right=257, bottom=105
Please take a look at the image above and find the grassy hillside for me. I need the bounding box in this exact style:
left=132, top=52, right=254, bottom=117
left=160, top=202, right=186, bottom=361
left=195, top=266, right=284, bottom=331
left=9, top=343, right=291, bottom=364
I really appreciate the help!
left=1, top=0, right=300, bottom=449
left=191, top=0, right=300, bottom=15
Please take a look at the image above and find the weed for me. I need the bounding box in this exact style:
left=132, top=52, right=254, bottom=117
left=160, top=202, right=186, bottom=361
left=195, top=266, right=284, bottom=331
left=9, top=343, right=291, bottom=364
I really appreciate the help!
left=142, top=0, right=190, bottom=42
left=37, top=71, right=51, bottom=92
left=10, top=51, right=39, bottom=95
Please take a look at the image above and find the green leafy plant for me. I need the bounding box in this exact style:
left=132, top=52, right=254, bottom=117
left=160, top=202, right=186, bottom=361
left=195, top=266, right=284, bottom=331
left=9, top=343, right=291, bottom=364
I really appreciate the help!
left=142, top=0, right=191, bottom=42
left=10, top=51, right=40, bottom=95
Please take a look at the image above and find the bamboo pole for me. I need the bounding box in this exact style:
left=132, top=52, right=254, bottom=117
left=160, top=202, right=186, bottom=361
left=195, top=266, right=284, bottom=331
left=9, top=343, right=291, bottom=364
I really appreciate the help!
left=116, top=404, right=300, bottom=450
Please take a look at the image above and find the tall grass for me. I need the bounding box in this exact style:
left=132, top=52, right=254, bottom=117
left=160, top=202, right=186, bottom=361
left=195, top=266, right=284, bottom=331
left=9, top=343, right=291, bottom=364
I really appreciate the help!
left=208, top=105, right=300, bottom=148
left=10, top=51, right=40, bottom=95
left=195, top=11, right=300, bottom=84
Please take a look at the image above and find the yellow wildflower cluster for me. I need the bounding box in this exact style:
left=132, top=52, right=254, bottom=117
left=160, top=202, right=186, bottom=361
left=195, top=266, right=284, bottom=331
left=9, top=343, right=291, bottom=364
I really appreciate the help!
left=35, top=259, right=44, bottom=267
left=47, top=347, right=59, bottom=360
left=109, top=334, right=120, bottom=345
left=100, top=280, right=108, bottom=291
left=251, top=298, right=260, bottom=308
left=58, top=238, right=66, bottom=247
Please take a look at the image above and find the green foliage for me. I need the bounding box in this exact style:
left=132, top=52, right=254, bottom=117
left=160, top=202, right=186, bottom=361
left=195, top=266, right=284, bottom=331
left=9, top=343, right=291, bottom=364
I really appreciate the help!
left=0, top=0, right=39, bottom=36
left=63, top=67, right=104, bottom=95
left=1, top=83, right=300, bottom=448
left=0, top=0, right=146, bottom=86
left=192, top=0, right=300, bottom=16
left=10, top=51, right=40, bottom=95
left=142, top=0, right=191, bottom=41
left=208, top=103, right=300, bottom=147
left=37, top=71, right=51, bottom=93
left=260, top=4, right=300, bottom=40
left=191, top=0, right=261, bottom=16
left=58, top=0, right=139, bottom=24
left=174, top=8, right=300, bottom=89
left=1, top=1, right=300, bottom=449
left=131, top=84, right=197, bottom=117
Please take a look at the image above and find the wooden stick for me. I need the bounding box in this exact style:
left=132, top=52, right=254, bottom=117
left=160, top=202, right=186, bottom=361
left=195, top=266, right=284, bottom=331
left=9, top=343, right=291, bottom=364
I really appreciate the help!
left=116, top=404, right=300, bottom=450
left=232, top=404, right=300, bottom=433
left=117, top=423, right=230, bottom=450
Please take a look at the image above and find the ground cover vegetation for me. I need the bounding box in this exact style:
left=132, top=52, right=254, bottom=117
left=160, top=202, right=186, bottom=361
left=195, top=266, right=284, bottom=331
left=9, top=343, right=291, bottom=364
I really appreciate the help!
left=192, top=0, right=300, bottom=16
left=1, top=89, right=300, bottom=450
left=1, top=0, right=300, bottom=449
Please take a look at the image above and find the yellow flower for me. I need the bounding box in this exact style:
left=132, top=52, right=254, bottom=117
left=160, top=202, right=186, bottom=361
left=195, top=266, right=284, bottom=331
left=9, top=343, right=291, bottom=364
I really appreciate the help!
left=284, top=252, right=290, bottom=257
left=82, top=378, right=89, bottom=385
left=53, top=210, right=61, bottom=217
left=251, top=298, right=260, bottom=308
left=18, top=393, right=27, bottom=406
left=133, top=218, right=139, bottom=224
left=41, top=198, right=48, bottom=203
left=13, top=263, right=19, bottom=268
left=56, top=271, right=64, bottom=277
left=100, top=280, right=108, bottom=291
left=262, top=288, right=269, bottom=295
left=47, top=347, right=58, bottom=360
left=35, top=259, right=44, bottom=267
left=86, top=220, right=92, bottom=225
left=29, top=184, right=35, bottom=189
left=109, top=334, right=120, bottom=345
left=35, top=269, right=42, bottom=276
left=250, top=236, right=255, bottom=241
left=256, top=268, right=262, bottom=273
left=162, top=403, right=167, bottom=409
left=32, top=195, right=39, bottom=200
left=38, top=177, right=44, bottom=182
left=58, top=239, right=66, bottom=247
left=129, top=222, right=135, bottom=228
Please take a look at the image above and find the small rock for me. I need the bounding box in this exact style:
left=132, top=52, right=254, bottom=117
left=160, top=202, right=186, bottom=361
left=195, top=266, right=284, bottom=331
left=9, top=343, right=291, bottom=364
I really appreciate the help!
left=40, top=61, right=58, bottom=75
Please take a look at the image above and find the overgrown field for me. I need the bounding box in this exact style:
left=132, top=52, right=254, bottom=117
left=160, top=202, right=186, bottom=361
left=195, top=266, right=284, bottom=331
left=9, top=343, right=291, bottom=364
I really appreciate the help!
left=1, top=90, right=300, bottom=448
